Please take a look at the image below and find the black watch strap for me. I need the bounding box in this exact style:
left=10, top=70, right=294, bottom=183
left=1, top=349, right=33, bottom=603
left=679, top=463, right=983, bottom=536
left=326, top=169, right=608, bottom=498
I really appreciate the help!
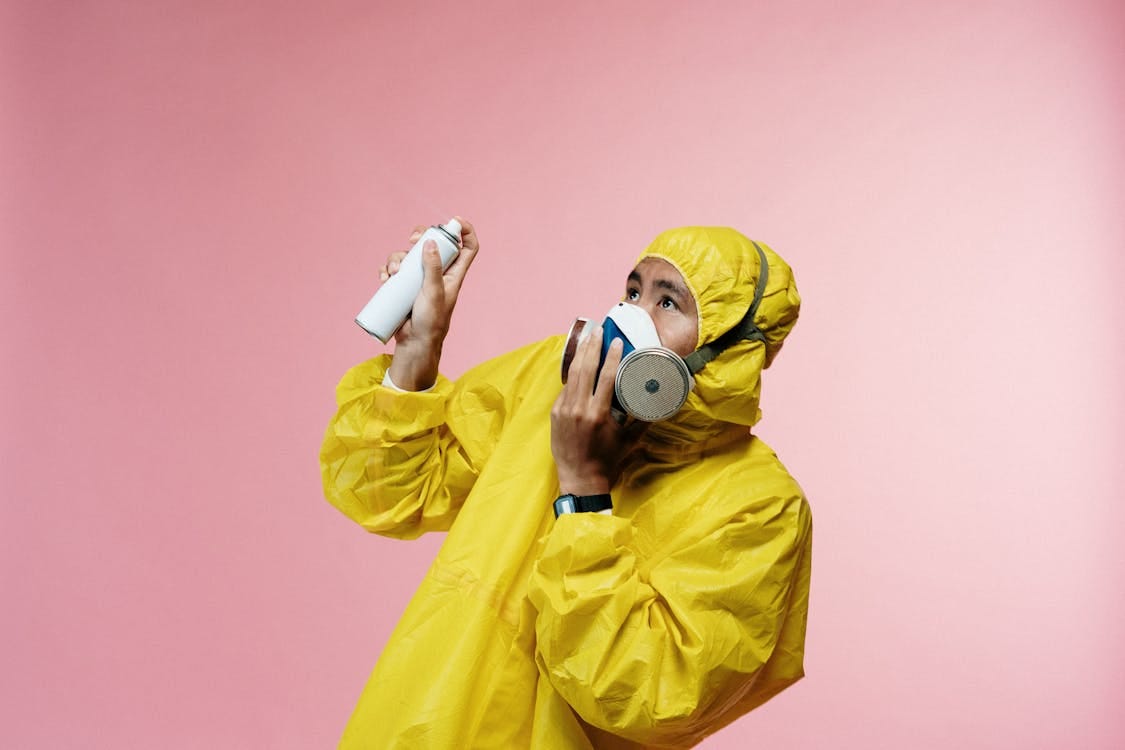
left=554, top=493, right=613, bottom=518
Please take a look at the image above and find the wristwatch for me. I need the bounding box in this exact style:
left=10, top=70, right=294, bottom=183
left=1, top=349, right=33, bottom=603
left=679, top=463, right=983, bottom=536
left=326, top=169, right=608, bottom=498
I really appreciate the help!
left=553, top=493, right=613, bottom=518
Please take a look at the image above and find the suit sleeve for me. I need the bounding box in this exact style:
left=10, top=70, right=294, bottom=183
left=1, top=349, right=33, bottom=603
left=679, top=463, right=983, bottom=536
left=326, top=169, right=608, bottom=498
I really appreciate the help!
left=318, top=353, right=509, bottom=539
left=527, top=492, right=812, bottom=747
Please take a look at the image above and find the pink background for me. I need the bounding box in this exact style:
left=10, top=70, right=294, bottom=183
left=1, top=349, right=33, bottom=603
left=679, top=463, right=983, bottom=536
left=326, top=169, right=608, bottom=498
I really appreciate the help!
left=3, top=1, right=1123, bottom=748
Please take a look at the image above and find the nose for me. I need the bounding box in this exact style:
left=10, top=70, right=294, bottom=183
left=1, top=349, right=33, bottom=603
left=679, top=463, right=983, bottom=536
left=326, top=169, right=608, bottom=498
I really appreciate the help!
left=629, top=297, right=665, bottom=334
left=629, top=295, right=660, bottom=318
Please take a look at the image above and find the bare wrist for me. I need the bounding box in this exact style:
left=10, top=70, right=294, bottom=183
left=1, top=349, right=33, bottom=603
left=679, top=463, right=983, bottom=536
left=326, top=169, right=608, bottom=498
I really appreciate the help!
left=387, top=345, right=441, bottom=391
left=557, top=474, right=611, bottom=496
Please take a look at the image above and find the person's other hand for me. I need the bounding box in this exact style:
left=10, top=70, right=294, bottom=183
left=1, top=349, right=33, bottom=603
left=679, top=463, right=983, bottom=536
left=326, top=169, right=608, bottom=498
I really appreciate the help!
left=550, top=327, right=647, bottom=495
left=385, top=218, right=479, bottom=390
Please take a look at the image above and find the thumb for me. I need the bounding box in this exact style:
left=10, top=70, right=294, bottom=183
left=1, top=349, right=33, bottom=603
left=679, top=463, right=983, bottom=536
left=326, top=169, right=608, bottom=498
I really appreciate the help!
left=420, top=239, right=443, bottom=298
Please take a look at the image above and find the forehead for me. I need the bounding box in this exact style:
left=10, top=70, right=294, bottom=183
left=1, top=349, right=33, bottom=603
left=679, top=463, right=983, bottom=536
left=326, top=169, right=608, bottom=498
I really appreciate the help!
left=629, top=257, right=689, bottom=288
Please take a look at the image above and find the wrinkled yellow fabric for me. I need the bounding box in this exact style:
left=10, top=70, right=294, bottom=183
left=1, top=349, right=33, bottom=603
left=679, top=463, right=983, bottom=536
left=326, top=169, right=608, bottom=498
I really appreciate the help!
left=320, top=227, right=811, bottom=749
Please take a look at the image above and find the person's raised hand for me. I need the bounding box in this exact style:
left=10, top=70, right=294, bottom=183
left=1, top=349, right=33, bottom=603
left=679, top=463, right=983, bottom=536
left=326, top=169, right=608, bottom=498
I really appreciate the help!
left=550, top=327, right=648, bottom=495
left=385, top=218, right=480, bottom=390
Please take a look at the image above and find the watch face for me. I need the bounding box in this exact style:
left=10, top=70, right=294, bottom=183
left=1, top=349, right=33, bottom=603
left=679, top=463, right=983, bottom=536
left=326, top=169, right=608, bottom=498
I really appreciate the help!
left=554, top=493, right=613, bottom=518
left=554, top=496, right=578, bottom=516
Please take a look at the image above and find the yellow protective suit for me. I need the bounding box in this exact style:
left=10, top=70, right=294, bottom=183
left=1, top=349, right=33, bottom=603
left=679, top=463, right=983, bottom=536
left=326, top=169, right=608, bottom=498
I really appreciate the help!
left=320, top=227, right=811, bottom=749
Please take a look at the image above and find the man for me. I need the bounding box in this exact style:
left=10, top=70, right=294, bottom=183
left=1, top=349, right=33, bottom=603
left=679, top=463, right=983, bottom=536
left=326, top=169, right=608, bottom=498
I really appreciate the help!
left=320, top=219, right=811, bottom=749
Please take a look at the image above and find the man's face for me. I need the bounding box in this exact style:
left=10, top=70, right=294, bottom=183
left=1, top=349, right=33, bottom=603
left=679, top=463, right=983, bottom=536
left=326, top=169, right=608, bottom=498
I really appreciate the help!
left=624, top=257, right=699, bottom=357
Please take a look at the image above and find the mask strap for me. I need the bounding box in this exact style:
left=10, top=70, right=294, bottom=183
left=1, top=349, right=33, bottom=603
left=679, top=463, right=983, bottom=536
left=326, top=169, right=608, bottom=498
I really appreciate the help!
left=683, top=242, right=770, bottom=375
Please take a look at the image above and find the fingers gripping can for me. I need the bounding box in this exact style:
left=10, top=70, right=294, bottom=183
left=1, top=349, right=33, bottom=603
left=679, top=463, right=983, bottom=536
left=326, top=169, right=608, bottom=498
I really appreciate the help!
left=355, top=219, right=462, bottom=343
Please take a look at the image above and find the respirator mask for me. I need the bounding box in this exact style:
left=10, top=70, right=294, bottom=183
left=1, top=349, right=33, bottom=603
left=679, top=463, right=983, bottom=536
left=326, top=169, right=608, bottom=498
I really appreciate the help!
left=561, top=303, right=695, bottom=422
left=560, top=242, right=771, bottom=423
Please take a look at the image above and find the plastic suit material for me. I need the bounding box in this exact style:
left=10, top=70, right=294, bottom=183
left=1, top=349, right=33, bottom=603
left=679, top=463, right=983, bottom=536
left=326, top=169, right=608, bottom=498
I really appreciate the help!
left=320, top=227, right=811, bottom=749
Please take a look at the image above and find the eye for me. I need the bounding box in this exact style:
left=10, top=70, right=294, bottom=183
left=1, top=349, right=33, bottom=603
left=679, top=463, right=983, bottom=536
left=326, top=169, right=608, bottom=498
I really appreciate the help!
left=626, top=288, right=640, bottom=301
left=660, top=296, right=678, bottom=311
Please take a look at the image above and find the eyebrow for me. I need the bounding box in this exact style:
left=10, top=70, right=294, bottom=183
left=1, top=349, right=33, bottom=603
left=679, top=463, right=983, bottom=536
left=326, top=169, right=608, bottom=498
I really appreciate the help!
left=626, top=270, right=690, bottom=302
left=655, top=278, right=690, bottom=301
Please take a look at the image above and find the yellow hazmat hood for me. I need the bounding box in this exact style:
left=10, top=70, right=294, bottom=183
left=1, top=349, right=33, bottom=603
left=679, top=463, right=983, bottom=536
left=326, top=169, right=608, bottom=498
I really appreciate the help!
left=637, top=226, right=801, bottom=435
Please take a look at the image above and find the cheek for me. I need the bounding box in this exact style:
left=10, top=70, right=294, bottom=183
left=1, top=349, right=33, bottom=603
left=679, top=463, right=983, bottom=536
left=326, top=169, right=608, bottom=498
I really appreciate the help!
left=660, top=317, right=699, bottom=357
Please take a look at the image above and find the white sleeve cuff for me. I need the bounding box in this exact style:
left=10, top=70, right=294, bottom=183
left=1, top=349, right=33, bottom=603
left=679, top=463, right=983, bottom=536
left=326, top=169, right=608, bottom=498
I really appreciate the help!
left=381, top=370, right=436, bottom=393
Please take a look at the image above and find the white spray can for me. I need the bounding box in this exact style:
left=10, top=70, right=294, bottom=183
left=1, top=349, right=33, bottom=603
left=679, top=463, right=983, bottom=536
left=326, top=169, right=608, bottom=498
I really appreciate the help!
left=355, top=218, right=462, bottom=343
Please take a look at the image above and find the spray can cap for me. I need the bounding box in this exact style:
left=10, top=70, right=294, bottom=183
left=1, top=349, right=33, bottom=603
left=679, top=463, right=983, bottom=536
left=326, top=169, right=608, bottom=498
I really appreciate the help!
left=441, top=218, right=462, bottom=238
